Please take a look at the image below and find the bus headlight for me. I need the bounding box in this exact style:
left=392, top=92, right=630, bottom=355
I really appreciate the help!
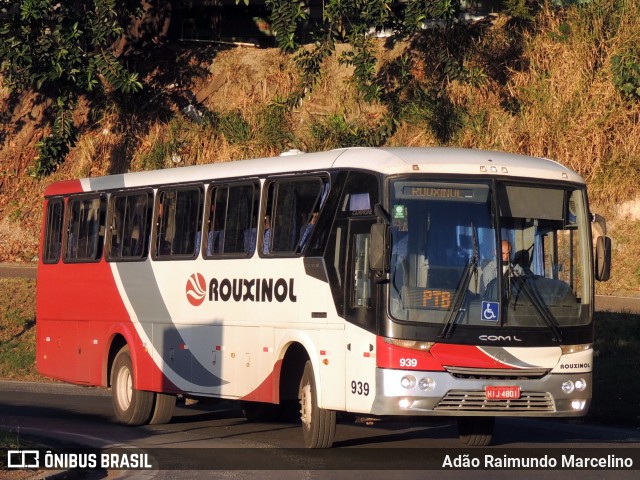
left=561, top=344, right=592, bottom=355
left=401, top=375, right=416, bottom=389
left=385, top=338, right=434, bottom=351
left=575, top=378, right=587, bottom=391
left=571, top=400, right=586, bottom=411
left=418, top=377, right=435, bottom=391
left=561, top=381, right=575, bottom=394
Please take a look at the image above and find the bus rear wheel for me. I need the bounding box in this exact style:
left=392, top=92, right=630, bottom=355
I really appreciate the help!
left=299, top=360, right=336, bottom=448
left=149, top=392, right=176, bottom=425
left=457, top=417, right=494, bottom=446
left=111, top=346, right=154, bottom=426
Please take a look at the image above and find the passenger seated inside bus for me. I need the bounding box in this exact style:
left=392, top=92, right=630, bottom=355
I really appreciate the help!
left=262, top=214, right=271, bottom=254
left=207, top=229, right=224, bottom=255
left=298, top=211, right=318, bottom=251
left=242, top=228, right=254, bottom=253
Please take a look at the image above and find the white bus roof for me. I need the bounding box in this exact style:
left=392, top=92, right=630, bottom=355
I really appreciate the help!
left=63, top=147, right=584, bottom=194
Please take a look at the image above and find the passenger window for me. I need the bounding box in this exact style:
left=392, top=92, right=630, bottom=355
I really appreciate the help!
left=43, top=198, right=64, bottom=264
left=205, top=182, right=258, bottom=257
left=65, top=195, right=104, bottom=262
left=155, top=187, right=203, bottom=259
left=263, top=177, right=327, bottom=256
left=107, top=191, right=152, bottom=261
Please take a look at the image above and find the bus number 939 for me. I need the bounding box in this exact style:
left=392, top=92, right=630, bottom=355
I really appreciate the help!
left=351, top=381, right=370, bottom=396
left=399, top=358, right=418, bottom=368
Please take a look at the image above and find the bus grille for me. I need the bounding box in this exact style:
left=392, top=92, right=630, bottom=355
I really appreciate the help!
left=444, top=366, right=550, bottom=380
left=435, top=390, right=555, bottom=412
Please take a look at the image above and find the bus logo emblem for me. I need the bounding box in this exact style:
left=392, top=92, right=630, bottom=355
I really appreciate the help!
left=186, top=273, right=207, bottom=306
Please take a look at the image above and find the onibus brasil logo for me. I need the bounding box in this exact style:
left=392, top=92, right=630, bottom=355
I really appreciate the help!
left=186, top=273, right=298, bottom=306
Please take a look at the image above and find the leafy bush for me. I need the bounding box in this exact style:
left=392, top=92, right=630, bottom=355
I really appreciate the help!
left=307, top=113, right=394, bottom=151
left=612, top=49, right=640, bottom=101
left=0, top=0, right=144, bottom=177
left=256, top=101, right=294, bottom=151
left=219, top=111, right=252, bottom=144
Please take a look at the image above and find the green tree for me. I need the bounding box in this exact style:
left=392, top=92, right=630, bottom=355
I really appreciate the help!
left=237, top=1, right=462, bottom=105
left=255, top=0, right=463, bottom=138
left=0, top=0, right=144, bottom=177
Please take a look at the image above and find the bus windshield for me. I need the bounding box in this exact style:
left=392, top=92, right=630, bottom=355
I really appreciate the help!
left=388, top=180, right=591, bottom=332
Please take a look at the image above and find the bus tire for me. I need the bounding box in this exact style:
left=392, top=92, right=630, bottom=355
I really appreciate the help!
left=299, top=360, right=336, bottom=448
left=457, top=417, right=494, bottom=446
left=149, top=393, right=176, bottom=425
left=111, top=346, right=154, bottom=426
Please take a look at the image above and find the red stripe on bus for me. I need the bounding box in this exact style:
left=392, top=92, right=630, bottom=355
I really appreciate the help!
left=375, top=336, right=445, bottom=371
left=430, top=344, right=515, bottom=369
left=239, top=359, right=283, bottom=403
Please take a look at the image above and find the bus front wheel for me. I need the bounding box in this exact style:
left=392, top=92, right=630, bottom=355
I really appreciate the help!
left=111, top=346, right=154, bottom=426
left=457, top=416, right=494, bottom=446
left=298, top=360, right=336, bottom=448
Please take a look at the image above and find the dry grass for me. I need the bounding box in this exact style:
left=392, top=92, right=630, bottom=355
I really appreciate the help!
left=506, top=2, right=640, bottom=195
left=0, top=2, right=638, bottom=292
left=597, top=218, right=640, bottom=296
left=447, top=2, right=640, bottom=209
left=0, top=279, right=42, bottom=381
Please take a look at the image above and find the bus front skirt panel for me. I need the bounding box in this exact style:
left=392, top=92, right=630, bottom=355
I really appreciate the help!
left=370, top=368, right=591, bottom=417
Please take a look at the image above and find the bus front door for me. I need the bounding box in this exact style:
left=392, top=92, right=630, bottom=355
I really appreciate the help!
left=344, top=219, right=378, bottom=413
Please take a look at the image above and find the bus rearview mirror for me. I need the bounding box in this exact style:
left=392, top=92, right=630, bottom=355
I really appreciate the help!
left=595, top=235, right=611, bottom=282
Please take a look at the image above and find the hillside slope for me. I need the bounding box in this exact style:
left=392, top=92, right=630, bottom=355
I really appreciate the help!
left=1, top=3, right=638, bottom=294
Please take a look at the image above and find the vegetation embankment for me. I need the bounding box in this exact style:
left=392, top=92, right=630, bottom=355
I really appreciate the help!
left=0, top=279, right=39, bottom=380
left=1, top=1, right=639, bottom=294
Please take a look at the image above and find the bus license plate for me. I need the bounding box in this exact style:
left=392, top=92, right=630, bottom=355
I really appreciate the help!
left=485, top=386, right=520, bottom=400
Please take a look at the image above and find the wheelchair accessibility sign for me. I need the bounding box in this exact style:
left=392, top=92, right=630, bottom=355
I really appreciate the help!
left=481, top=301, right=500, bottom=322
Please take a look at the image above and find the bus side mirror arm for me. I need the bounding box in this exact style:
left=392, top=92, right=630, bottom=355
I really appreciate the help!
left=370, top=223, right=390, bottom=273
left=374, top=203, right=391, bottom=224
left=592, top=213, right=607, bottom=236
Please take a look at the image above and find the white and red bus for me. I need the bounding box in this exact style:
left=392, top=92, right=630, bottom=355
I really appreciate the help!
left=36, top=147, right=611, bottom=447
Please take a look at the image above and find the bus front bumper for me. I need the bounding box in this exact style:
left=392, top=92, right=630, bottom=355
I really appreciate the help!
left=370, top=368, right=591, bottom=417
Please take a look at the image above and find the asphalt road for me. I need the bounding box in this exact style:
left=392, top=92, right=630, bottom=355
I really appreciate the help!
left=0, top=263, right=38, bottom=280
left=2, top=380, right=640, bottom=479
left=2, top=256, right=639, bottom=479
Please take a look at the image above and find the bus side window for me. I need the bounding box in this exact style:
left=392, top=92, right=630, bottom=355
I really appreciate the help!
left=206, top=186, right=227, bottom=256
left=43, top=198, right=64, bottom=264
left=205, top=181, right=258, bottom=258
left=263, top=176, right=326, bottom=256
left=64, top=195, right=104, bottom=262
left=225, top=183, right=256, bottom=254
left=108, top=191, right=152, bottom=261
left=155, top=186, right=203, bottom=259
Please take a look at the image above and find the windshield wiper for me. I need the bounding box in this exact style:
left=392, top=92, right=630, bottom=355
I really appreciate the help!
left=440, top=223, right=479, bottom=339
left=511, top=274, right=563, bottom=342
